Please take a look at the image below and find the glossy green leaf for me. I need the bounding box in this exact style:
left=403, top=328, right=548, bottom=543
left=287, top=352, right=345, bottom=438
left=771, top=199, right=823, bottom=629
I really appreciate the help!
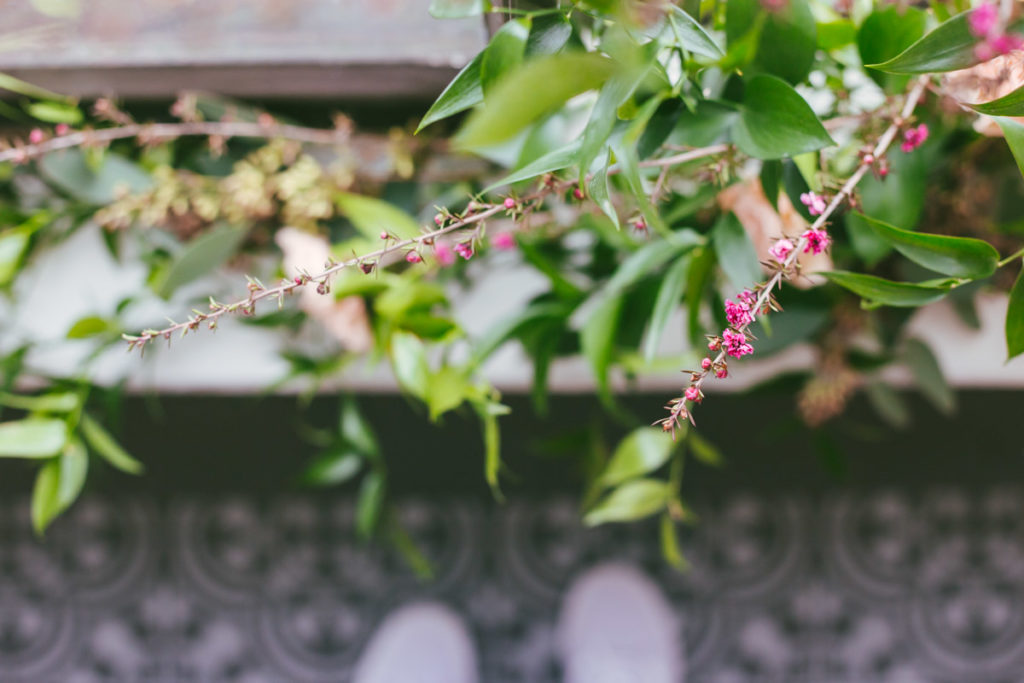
left=356, top=471, right=385, bottom=540
left=858, top=214, right=999, bottom=279
left=391, top=332, right=429, bottom=400
left=0, top=418, right=66, bottom=458
left=588, top=149, right=618, bottom=229
left=455, top=52, right=615, bottom=149
left=577, top=66, right=650, bottom=179
left=0, top=391, right=79, bottom=413
left=998, top=118, right=1024, bottom=186
left=67, top=315, right=113, bottom=339
left=1007, top=266, right=1024, bottom=360
left=486, top=140, right=579, bottom=191
left=417, top=53, right=483, bottom=133
left=429, top=0, right=489, bottom=18
left=56, top=439, right=88, bottom=511
left=712, top=212, right=762, bottom=292
left=903, top=338, right=955, bottom=414
left=80, top=414, right=143, bottom=474
left=425, top=366, right=470, bottom=420
left=590, top=232, right=701, bottom=311
left=668, top=6, right=724, bottom=59
left=482, top=19, right=529, bottom=96
left=870, top=10, right=983, bottom=74
left=26, top=101, right=83, bottom=125
left=731, top=75, right=834, bottom=160
left=821, top=271, right=953, bottom=307
left=817, top=20, right=856, bottom=51
left=969, top=83, right=1024, bottom=116
left=303, top=450, right=363, bottom=486
left=152, top=225, right=247, bottom=298
left=337, top=193, right=421, bottom=240
left=857, top=6, right=927, bottom=90
left=584, top=478, right=671, bottom=526
left=0, top=226, right=31, bottom=288
left=725, top=0, right=816, bottom=83
left=31, top=459, right=61, bottom=536
left=644, top=254, right=691, bottom=362
left=600, top=427, right=675, bottom=488
left=525, top=14, right=572, bottom=56
left=38, top=149, right=152, bottom=205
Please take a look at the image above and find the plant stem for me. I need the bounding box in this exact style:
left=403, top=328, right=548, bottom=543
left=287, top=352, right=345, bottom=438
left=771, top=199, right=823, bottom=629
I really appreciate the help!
left=998, top=246, right=1024, bottom=268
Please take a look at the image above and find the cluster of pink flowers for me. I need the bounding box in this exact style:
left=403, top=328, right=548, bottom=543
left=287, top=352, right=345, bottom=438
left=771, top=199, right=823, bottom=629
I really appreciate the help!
left=434, top=243, right=455, bottom=266
left=405, top=251, right=422, bottom=264
left=725, top=293, right=754, bottom=328
left=454, top=242, right=474, bottom=260
left=769, top=238, right=794, bottom=263
left=970, top=3, right=1024, bottom=61
left=721, top=329, right=754, bottom=358
left=491, top=232, right=516, bottom=250
left=900, top=123, right=929, bottom=153
left=800, top=191, right=827, bottom=216
left=802, top=228, right=831, bottom=255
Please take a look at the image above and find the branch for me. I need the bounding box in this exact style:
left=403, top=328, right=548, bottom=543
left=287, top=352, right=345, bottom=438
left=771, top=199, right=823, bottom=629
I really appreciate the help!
left=659, top=76, right=932, bottom=433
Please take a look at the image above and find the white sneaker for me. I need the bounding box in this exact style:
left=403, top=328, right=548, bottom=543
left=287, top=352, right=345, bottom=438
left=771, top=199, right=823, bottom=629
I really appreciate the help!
left=352, top=602, right=478, bottom=683
left=557, top=563, right=683, bottom=683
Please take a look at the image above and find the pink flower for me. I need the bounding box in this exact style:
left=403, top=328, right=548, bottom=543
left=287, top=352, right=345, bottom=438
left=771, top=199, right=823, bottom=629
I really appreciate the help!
left=715, top=366, right=728, bottom=379
left=722, top=329, right=753, bottom=358
left=503, top=197, right=516, bottom=210
left=970, top=4, right=999, bottom=38
left=800, top=192, right=827, bottom=216
left=769, top=238, right=794, bottom=263
left=991, top=33, right=1024, bottom=55
left=633, top=218, right=647, bottom=233
left=434, top=213, right=445, bottom=227
left=55, top=123, right=70, bottom=136
left=802, top=228, right=831, bottom=255
left=454, top=242, right=474, bottom=260
left=405, top=251, right=422, bottom=264
left=491, top=232, right=516, bottom=251
left=737, top=289, right=755, bottom=306
left=684, top=386, right=700, bottom=402
left=900, top=123, right=929, bottom=153
left=434, top=243, right=455, bottom=266
left=28, top=128, right=44, bottom=145
left=701, top=357, right=712, bottom=370
left=725, top=299, right=753, bottom=328
left=572, top=187, right=585, bottom=201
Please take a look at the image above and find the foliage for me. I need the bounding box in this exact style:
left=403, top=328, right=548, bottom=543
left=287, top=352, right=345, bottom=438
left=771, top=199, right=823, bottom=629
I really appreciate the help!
left=0, top=0, right=1023, bottom=570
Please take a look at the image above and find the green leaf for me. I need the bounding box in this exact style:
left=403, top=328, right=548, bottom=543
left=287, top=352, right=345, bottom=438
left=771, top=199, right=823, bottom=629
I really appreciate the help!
left=429, top=0, right=488, bottom=18
left=455, top=52, right=615, bottom=149
left=660, top=513, right=688, bottom=570
left=969, top=83, right=1024, bottom=116
left=588, top=149, right=618, bottom=229
left=340, top=398, right=378, bottom=457
left=589, top=232, right=702, bottom=311
left=417, top=52, right=484, bottom=132
left=470, top=300, right=571, bottom=367
left=0, top=418, right=66, bottom=458
left=26, top=101, right=83, bottom=125
left=584, top=478, right=671, bottom=526
left=38, top=149, right=152, bottom=205
left=32, top=459, right=61, bottom=536
left=425, top=366, right=470, bottom=420
left=858, top=214, right=999, bottom=279
left=688, top=431, right=723, bottom=466
left=600, top=427, right=675, bottom=488
left=817, top=20, right=856, bottom=51
left=731, top=75, right=835, bottom=160
left=1007, top=266, right=1024, bottom=360
left=152, top=224, right=247, bottom=298
left=870, top=10, right=983, bottom=74
left=337, top=193, right=421, bottom=240
left=0, top=391, right=79, bottom=413
left=821, top=271, right=954, bottom=307
left=998, top=118, right=1024, bottom=184
left=485, top=140, right=580, bottom=191
left=474, top=399, right=504, bottom=501
left=864, top=381, right=911, bottom=429
left=668, top=6, right=724, bottom=59
left=67, top=315, right=113, bottom=339
left=644, top=254, right=691, bottom=362
left=525, top=14, right=572, bottom=56
left=0, top=73, right=68, bottom=100
left=80, top=414, right=143, bottom=474
left=712, top=212, right=762, bottom=292
left=356, top=471, right=385, bottom=540
left=0, top=226, right=31, bottom=288
left=577, top=66, right=651, bottom=179
left=482, top=19, right=529, bottom=96
left=903, top=338, right=955, bottom=414
left=390, top=332, right=429, bottom=399
left=581, top=295, right=624, bottom=406
left=56, top=438, right=88, bottom=510
left=725, top=0, right=816, bottom=83
left=303, top=450, right=363, bottom=486
left=857, top=6, right=927, bottom=90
